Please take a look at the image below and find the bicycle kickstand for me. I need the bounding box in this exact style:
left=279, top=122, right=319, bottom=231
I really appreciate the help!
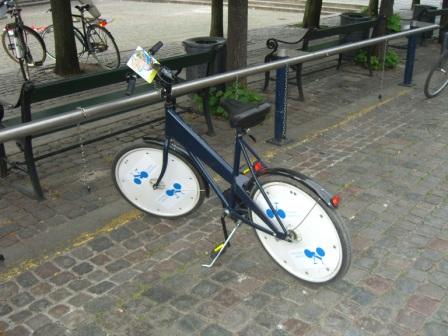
left=202, top=219, right=242, bottom=269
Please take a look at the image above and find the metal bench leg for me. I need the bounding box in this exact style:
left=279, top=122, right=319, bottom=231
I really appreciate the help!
left=367, top=49, right=373, bottom=77
left=202, top=90, right=215, bottom=136
left=23, top=136, right=44, bottom=200
left=0, top=143, right=6, bottom=178
left=263, top=54, right=272, bottom=91
left=295, top=64, right=305, bottom=101
left=337, top=53, right=343, bottom=70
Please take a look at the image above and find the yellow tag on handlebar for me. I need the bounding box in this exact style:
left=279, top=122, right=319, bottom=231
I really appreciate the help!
left=127, top=46, right=160, bottom=84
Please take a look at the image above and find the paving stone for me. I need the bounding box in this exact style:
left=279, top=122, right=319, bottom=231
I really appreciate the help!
left=170, top=294, right=200, bottom=312
left=406, top=294, right=440, bottom=316
left=16, top=271, right=39, bottom=288
left=60, top=310, right=92, bottom=329
left=34, top=262, right=60, bottom=279
left=238, top=323, right=269, bottom=336
left=90, top=254, right=111, bottom=266
left=105, top=259, right=131, bottom=273
left=50, top=271, right=76, bottom=286
left=11, top=292, right=34, bottom=307
left=9, top=309, right=32, bottom=323
left=110, top=269, right=139, bottom=284
left=87, top=281, right=115, bottom=295
left=33, top=323, right=68, bottom=336
left=29, top=298, right=51, bottom=312
left=48, top=304, right=71, bottom=318
left=214, top=288, right=242, bottom=307
left=0, top=303, right=12, bottom=316
left=83, top=296, right=116, bottom=314
left=88, top=236, right=113, bottom=252
left=109, top=227, right=133, bottom=242
left=142, top=285, right=175, bottom=303
left=72, top=247, right=94, bottom=260
left=72, top=322, right=107, bottom=336
left=68, top=279, right=92, bottom=291
left=211, top=270, right=238, bottom=283
left=68, top=293, right=93, bottom=307
left=395, top=308, right=426, bottom=331
left=146, top=305, right=180, bottom=327
left=422, top=322, right=448, bottom=336
left=0, top=281, right=19, bottom=300
left=53, top=255, right=77, bottom=269
left=176, top=314, right=205, bottom=333
left=350, top=287, right=376, bottom=306
left=261, top=280, right=288, bottom=296
left=49, top=288, right=72, bottom=302
left=87, top=269, right=109, bottom=282
left=25, top=313, right=52, bottom=331
left=5, top=325, right=31, bottom=336
left=72, top=262, right=94, bottom=275
left=191, top=280, right=222, bottom=298
left=30, top=283, right=52, bottom=297
left=354, top=316, right=384, bottom=334
left=243, top=292, right=271, bottom=308
left=201, top=324, right=233, bottom=336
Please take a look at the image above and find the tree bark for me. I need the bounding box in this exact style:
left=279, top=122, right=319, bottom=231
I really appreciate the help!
left=50, top=0, right=80, bottom=75
left=226, top=0, right=248, bottom=75
left=372, top=0, right=394, bottom=59
left=367, top=0, right=379, bottom=17
left=303, top=0, right=322, bottom=28
left=210, top=0, right=224, bottom=37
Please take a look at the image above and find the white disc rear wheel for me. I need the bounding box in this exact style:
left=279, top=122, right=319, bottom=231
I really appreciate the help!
left=250, top=175, right=351, bottom=284
left=113, top=144, right=205, bottom=218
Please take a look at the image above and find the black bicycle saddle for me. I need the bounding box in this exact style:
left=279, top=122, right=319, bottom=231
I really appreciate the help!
left=220, top=99, right=271, bottom=129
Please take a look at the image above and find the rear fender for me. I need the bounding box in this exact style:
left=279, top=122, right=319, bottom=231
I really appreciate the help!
left=142, top=136, right=210, bottom=197
left=249, top=167, right=335, bottom=209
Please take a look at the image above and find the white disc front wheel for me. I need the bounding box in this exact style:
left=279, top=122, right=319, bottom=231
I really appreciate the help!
left=113, top=144, right=205, bottom=218
left=250, top=174, right=351, bottom=284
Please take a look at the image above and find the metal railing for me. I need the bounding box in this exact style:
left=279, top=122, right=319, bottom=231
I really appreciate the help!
left=0, top=22, right=439, bottom=143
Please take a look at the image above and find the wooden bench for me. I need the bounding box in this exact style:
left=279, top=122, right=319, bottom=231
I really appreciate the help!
left=0, top=47, right=220, bottom=199
left=263, top=19, right=378, bottom=101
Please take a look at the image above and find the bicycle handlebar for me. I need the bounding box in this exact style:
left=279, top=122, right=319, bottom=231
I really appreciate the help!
left=149, top=41, right=163, bottom=56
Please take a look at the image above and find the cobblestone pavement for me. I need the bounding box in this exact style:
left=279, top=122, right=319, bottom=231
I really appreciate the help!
left=1, top=1, right=448, bottom=336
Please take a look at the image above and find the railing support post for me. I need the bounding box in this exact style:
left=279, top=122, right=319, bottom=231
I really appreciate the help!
left=268, top=56, right=289, bottom=146
left=403, top=33, right=417, bottom=86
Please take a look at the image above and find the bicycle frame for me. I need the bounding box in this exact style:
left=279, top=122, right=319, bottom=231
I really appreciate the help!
left=156, top=99, right=294, bottom=241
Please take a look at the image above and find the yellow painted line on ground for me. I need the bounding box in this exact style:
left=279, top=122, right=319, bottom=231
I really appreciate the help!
left=0, top=89, right=410, bottom=282
left=0, top=209, right=143, bottom=282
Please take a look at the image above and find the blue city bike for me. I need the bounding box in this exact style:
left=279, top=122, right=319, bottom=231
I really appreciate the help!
left=112, top=42, right=351, bottom=284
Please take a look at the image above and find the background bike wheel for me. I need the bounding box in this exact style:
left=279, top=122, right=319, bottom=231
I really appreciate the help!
left=250, top=174, right=351, bottom=284
left=87, top=25, right=120, bottom=69
left=424, top=53, right=448, bottom=98
left=113, top=144, right=205, bottom=218
left=42, top=26, right=86, bottom=62
left=1, top=25, right=45, bottom=65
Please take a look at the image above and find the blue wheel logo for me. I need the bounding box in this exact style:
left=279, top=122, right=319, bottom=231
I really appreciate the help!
left=304, top=247, right=325, bottom=264
left=266, top=203, right=286, bottom=219
left=166, top=183, right=183, bottom=197
left=133, top=171, right=149, bottom=185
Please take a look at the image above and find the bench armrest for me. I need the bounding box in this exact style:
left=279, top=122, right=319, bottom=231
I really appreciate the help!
left=266, top=28, right=316, bottom=55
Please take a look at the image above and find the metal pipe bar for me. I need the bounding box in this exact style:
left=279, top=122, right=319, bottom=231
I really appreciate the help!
left=0, top=22, right=438, bottom=143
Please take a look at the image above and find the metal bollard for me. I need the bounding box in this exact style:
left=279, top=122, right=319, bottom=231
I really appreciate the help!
left=403, top=33, right=417, bottom=86
left=268, top=53, right=289, bottom=146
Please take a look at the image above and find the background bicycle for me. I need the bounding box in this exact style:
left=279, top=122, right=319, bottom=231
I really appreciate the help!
left=424, top=31, right=448, bottom=98
left=0, top=0, right=46, bottom=80
left=41, top=0, right=120, bottom=70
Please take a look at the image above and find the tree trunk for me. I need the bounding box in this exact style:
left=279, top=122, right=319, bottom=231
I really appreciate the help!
left=50, top=0, right=80, bottom=75
left=367, top=0, right=379, bottom=17
left=210, top=0, right=224, bottom=37
left=372, top=0, right=394, bottom=59
left=303, top=0, right=322, bottom=28
left=227, top=0, right=248, bottom=76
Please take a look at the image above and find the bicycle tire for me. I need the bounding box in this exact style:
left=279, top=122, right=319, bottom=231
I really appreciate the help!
left=42, top=25, right=86, bottom=61
left=250, top=174, right=351, bottom=284
left=86, top=24, right=120, bottom=69
left=424, top=52, right=448, bottom=98
left=1, top=24, right=46, bottom=65
left=113, top=143, right=205, bottom=218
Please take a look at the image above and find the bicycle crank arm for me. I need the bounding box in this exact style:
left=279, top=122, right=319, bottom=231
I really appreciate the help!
left=202, top=220, right=242, bottom=268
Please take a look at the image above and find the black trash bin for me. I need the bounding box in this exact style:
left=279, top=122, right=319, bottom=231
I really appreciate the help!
left=414, top=5, right=437, bottom=39
left=182, top=36, right=227, bottom=82
left=340, top=12, right=372, bottom=58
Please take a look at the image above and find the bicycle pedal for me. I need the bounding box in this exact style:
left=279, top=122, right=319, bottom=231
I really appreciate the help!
left=210, top=242, right=226, bottom=260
